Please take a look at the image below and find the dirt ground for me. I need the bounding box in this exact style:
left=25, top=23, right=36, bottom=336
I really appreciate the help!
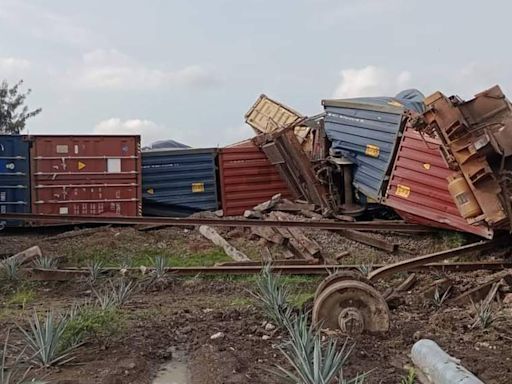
left=1, top=225, right=512, bottom=383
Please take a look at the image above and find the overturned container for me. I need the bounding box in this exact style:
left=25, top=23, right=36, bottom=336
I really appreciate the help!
left=0, top=135, right=31, bottom=227
left=218, top=141, right=293, bottom=216
left=322, top=90, right=425, bottom=202
left=30, top=135, right=141, bottom=219
left=383, top=125, right=493, bottom=238
left=142, top=148, right=219, bottom=217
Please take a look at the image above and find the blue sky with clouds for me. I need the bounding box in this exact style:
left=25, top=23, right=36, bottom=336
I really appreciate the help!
left=0, top=0, right=511, bottom=146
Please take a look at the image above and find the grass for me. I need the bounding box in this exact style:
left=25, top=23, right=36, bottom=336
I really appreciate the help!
left=230, top=297, right=254, bottom=308
left=7, top=289, right=35, bottom=308
left=289, top=292, right=314, bottom=309
left=63, top=243, right=232, bottom=268
left=61, top=306, right=123, bottom=349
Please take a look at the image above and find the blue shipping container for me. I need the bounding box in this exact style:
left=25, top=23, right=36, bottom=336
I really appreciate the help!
left=0, top=135, right=31, bottom=226
left=322, top=92, right=424, bottom=201
left=142, top=148, right=218, bottom=217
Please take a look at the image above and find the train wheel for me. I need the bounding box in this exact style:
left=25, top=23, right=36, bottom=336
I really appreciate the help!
left=312, top=280, right=390, bottom=335
left=313, top=270, right=369, bottom=302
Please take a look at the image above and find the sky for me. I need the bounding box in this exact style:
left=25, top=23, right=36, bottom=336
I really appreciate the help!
left=0, top=0, right=511, bottom=147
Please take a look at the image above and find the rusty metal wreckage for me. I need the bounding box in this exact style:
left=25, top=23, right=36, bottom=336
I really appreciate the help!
left=2, top=85, right=512, bottom=337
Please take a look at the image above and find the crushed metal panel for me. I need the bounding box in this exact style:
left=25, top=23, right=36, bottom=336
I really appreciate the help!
left=415, top=85, right=512, bottom=229
left=383, top=125, right=493, bottom=238
left=0, top=135, right=31, bottom=226
left=254, top=128, right=332, bottom=211
left=322, top=99, right=406, bottom=201
left=142, top=148, right=219, bottom=217
left=218, top=143, right=293, bottom=216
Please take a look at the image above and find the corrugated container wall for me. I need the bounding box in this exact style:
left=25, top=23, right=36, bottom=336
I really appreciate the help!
left=142, top=148, right=218, bottom=217
left=0, top=135, right=31, bottom=226
left=30, top=135, right=141, bottom=218
left=383, top=125, right=493, bottom=238
left=322, top=99, right=406, bottom=201
left=219, top=142, right=293, bottom=216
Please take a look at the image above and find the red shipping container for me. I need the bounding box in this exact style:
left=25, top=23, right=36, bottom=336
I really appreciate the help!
left=383, top=126, right=493, bottom=238
left=219, top=142, right=293, bottom=216
left=30, top=135, right=141, bottom=217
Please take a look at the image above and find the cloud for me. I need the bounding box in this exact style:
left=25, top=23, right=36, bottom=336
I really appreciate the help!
left=0, top=57, right=31, bottom=74
left=72, top=49, right=219, bottom=90
left=0, top=0, right=93, bottom=45
left=94, top=118, right=170, bottom=146
left=333, top=65, right=411, bottom=98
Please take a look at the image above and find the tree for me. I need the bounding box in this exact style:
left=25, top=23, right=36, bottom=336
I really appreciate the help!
left=0, top=80, right=42, bottom=134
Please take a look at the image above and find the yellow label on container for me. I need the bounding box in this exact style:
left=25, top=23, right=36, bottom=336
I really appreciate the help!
left=365, top=144, right=380, bottom=158
left=192, top=182, right=205, bottom=193
left=423, top=163, right=431, bottom=170
left=395, top=184, right=411, bottom=198
left=78, top=161, right=86, bottom=170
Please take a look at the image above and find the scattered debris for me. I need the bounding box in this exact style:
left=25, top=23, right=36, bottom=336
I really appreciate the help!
left=198, top=225, right=250, bottom=262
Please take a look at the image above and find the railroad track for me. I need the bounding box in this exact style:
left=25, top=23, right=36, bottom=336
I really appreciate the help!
left=27, top=260, right=512, bottom=281
left=0, top=213, right=431, bottom=232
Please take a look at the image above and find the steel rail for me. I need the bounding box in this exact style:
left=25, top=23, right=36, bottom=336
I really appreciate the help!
left=0, top=213, right=432, bottom=232
left=368, top=239, right=506, bottom=281
left=27, top=260, right=512, bottom=281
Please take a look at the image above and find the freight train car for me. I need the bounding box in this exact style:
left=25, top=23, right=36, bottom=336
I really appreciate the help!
left=141, top=148, right=219, bottom=217
left=0, top=135, right=31, bottom=227
left=30, top=135, right=142, bottom=219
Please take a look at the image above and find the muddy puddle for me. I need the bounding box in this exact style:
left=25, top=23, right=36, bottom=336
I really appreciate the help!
left=152, top=351, right=190, bottom=384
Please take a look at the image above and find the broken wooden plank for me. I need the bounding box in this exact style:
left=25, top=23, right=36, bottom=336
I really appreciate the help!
left=270, top=211, right=321, bottom=257
left=250, top=226, right=285, bottom=245
left=45, top=225, right=112, bottom=241
left=274, top=199, right=315, bottom=212
left=260, top=247, right=272, bottom=263
left=1, top=246, right=42, bottom=268
left=334, top=229, right=397, bottom=253
left=335, top=251, right=350, bottom=262
left=299, top=210, right=323, bottom=219
left=396, top=273, right=417, bottom=292
left=253, top=193, right=282, bottom=212
left=198, top=225, right=250, bottom=262
left=243, top=210, right=264, bottom=219
left=451, top=271, right=512, bottom=305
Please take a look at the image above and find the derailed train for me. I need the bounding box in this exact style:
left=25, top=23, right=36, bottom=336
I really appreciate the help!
left=1, top=85, right=511, bottom=239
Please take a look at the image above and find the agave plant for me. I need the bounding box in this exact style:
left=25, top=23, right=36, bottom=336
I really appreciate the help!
left=151, top=255, right=168, bottom=280
left=87, top=260, right=104, bottom=283
left=356, top=263, right=373, bottom=277
left=274, top=312, right=367, bottom=384
left=1, top=330, right=47, bottom=384
left=471, top=300, right=497, bottom=329
left=250, top=264, right=294, bottom=329
left=432, top=286, right=451, bottom=308
left=1, top=259, right=20, bottom=282
left=17, top=311, right=79, bottom=367
left=93, top=279, right=136, bottom=309
left=33, top=256, right=58, bottom=270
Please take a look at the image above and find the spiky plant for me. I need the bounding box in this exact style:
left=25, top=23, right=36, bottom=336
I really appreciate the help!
left=471, top=300, right=497, bottom=329
left=250, top=264, right=294, bottom=329
left=33, top=256, right=58, bottom=270
left=87, top=260, right=104, bottom=283
left=356, top=264, right=373, bottom=277
left=432, top=286, right=451, bottom=308
left=1, top=259, right=20, bottom=282
left=17, top=311, right=79, bottom=367
left=400, top=368, right=416, bottom=384
left=1, top=330, right=47, bottom=384
left=273, top=312, right=367, bottom=384
left=93, top=279, right=135, bottom=309
left=151, top=255, right=167, bottom=280
left=111, top=279, right=135, bottom=306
